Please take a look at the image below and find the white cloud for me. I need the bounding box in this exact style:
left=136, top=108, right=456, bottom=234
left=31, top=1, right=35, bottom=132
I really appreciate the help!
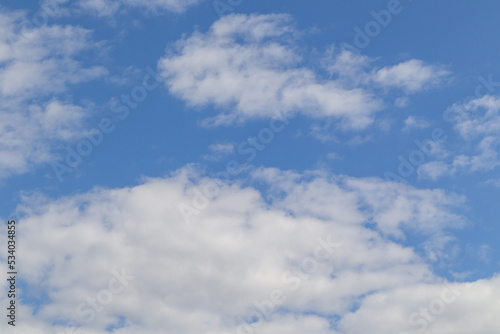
left=0, top=101, right=89, bottom=176
left=0, top=166, right=484, bottom=333
left=325, top=51, right=449, bottom=95
left=339, top=174, right=466, bottom=238
left=451, top=136, right=500, bottom=173
left=372, top=59, right=450, bottom=93
left=323, top=47, right=372, bottom=86
left=449, top=96, right=500, bottom=173
left=159, top=15, right=450, bottom=129
left=159, top=14, right=383, bottom=129
left=1, top=23, right=106, bottom=98
left=0, top=9, right=107, bottom=178
left=338, top=278, right=500, bottom=334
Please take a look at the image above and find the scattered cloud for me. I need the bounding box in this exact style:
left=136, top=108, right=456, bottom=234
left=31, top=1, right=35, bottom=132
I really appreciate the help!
left=325, top=50, right=450, bottom=95
left=421, top=96, right=500, bottom=180
left=76, top=0, right=203, bottom=16
left=0, top=9, right=107, bottom=178
left=2, top=22, right=107, bottom=99
left=446, top=96, right=500, bottom=172
left=451, top=136, right=500, bottom=173
left=0, top=3, right=497, bottom=334
left=452, top=95, right=500, bottom=139
left=159, top=16, right=450, bottom=130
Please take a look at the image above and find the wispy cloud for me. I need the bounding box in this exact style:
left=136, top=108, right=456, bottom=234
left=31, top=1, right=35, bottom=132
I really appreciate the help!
left=372, top=59, right=450, bottom=93
left=202, top=142, right=236, bottom=161
left=420, top=95, right=500, bottom=180
left=76, top=0, right=203, bottom=17
left=403, top=116, right=431, bottom=131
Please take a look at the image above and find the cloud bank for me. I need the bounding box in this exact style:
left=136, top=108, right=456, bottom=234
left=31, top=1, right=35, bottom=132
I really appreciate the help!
left=1, top=166, right=495, bottom=333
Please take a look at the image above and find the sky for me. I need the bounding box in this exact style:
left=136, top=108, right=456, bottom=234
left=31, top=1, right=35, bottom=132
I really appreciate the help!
left=0, top=0, right=500, bottom=333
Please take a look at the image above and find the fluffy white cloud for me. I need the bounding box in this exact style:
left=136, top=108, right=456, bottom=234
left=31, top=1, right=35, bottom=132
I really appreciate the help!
left=0, top=9, right=106, bottom=178
left=77, top=0, right=202, bottom=16
left=159, top=14, right=450, bottom=129
left=0, top=166, right=491, bottom=333
left=338, top=277, right=500, bottom=334
left=159, top=14, right=384, bottom=128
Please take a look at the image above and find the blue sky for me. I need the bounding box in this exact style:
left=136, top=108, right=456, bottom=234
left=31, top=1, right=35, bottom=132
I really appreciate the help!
left=1, top=0, right=500, bottom=333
